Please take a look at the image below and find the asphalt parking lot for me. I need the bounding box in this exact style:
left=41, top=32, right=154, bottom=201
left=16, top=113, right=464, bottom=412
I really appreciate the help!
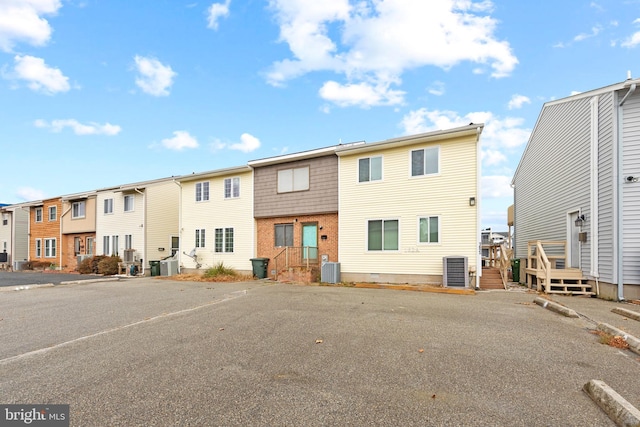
left=0, top=271, right=104, bottom=287
left=1, top=278, right=639, bottom=426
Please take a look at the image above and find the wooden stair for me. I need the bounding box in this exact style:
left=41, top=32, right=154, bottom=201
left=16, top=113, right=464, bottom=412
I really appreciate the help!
left=480, top=267, right=504, bottom=290
left=526, top=267, right=594, bottom=295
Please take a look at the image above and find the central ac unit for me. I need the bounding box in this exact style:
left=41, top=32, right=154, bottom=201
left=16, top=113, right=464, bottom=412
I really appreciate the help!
left=443, top=256, right=468, bottom=288
left=77, top=254, right=92, bottom=266
left=321, top=262, right=341, bottom=284
left=123, top=249, right=135, bottom=262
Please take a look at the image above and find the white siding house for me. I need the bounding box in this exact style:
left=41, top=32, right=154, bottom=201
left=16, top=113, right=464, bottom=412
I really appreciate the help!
left=0, top=203, right=29, bottom=269
left=177, top=166, right=254, bottom=274
left=512, top=78, right=640, bottom=300
left=336, top=125, right=483, bottom=287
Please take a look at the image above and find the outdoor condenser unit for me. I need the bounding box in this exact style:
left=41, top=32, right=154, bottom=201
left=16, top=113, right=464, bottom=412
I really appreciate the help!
left=321, top=262, right=341, bottom=284
left=443, top=256, right=468, bottom=288
left=123, top=249, right=135, bottom=263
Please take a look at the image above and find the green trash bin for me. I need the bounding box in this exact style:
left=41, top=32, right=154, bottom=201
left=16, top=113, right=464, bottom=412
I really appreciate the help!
left=511, top=259, right=521, bottom=283
left=250, top=258, right=270, bottom=279
left=149, top=260, right=161, bottom=277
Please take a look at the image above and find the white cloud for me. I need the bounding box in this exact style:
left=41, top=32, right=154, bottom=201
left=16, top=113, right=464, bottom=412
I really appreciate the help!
left=207, top=0, right=231, bottom=30
left=229, top=133, right=261, bottom=153
left=318, top=80, right=405, bottom=108
left=0, top=0, right=61, bottom=52
left=428, top=81, right=445, bottom=96
left=482, top=175, right=513, bottom=198
left=16, top=186, right=45, bottom=202
left=573, top=25, right=602, bottom=42
left=482, top=149, right=507, bottom=166
left=134, top=55, right=176, bottom=96
left=622, top=31, right=640, bottom=48
left=161, top=131, right=199, bottom=151
left=266, top=0, right=517, bottom=107
left=34, top=119, right=121, bottom=135
left=507, top=94, right=531, bottom=110
left=8, top=54, right=70, bottom=94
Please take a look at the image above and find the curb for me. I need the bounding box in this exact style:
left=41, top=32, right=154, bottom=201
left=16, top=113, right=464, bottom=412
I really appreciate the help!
left=353, top=283, right=475, bottom=295
left=597, top=323, right=640, bottom=356
left=612, top=307, right=640, bottom=322
left=58, top=277, right=121, bottom=286
left=533, top=297, right=579, bottom=318
left=583, top=379, right=640, bottom=427
left=0, top=283, right=55, bottom=292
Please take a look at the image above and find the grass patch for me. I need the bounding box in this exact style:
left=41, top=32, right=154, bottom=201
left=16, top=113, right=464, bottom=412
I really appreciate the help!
left=590, top=330, right=630, bottom=349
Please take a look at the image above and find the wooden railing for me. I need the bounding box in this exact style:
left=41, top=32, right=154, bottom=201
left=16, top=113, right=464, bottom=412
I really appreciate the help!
left=527, top=240, right=559, bottom=292
left=498, top=243, right=511, bottom=289
left=273, top=246, right=319, bottom=278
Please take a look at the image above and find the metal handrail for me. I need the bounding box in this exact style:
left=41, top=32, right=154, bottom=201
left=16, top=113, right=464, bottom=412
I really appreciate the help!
left=273, top=246, right=319, bottom=278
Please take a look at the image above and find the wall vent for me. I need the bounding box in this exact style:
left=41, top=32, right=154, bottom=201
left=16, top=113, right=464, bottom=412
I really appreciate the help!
left=443, top=256, right=468, bottom=288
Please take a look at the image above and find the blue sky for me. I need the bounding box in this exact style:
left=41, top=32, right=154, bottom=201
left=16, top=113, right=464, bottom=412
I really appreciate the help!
left=1, top=0, right=640, bottom=231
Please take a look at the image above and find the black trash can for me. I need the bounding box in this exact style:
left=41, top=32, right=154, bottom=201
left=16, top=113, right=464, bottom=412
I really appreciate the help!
left=149, top=260, right=161, bottom=277
left=511, top=259, right=521, bottom=283
left=250, top=258, right=270, bottom=279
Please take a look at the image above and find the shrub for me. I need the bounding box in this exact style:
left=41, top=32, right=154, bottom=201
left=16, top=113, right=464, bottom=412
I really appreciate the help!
left=203, top=262, right=238, bottom=279
left=97, top=255, right=122, bottom=276
left=78, top=256, right=108, bottom=274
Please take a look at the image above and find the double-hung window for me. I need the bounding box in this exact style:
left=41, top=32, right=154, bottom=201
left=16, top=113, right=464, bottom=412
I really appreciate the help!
left=419, top=216, right=439, bottom=244
left=72, top=201, right=85, bottom=219
left=44, top=238, right=56, bottom=258
left=367, top=219, right=399, bottom=251
left=103, top=236, right=110, bottom=256
left=35, top=239, right=42, bottom=258
left=112, top=235, right=119, bottom=256
left=35, top=208, right=43, bottom=223
left=224, top=177, right=240, bottom=199
left=124, top=195, right=134, bottom=212
left=358, top=156, right=382, bottom=182
left=125, top=234, right=133, bottom=250
left=104, top=198, right=113, bottom=214
left=215, top=228, right=234, bottom=253
left=48, top=206, right=57, bottom=221
left=195, top=182, right=210, bottom=202
left=277, top=167, right=309, bottom=193
left=195, top=229, right=206, bottom=248
left=411, top=147, right=439, bottom=177
left=274, top=224, right=293, bottom=247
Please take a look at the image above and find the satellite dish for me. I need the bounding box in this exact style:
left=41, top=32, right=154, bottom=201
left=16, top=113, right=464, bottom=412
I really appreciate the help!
left=188, top=248, right=196, bottom=258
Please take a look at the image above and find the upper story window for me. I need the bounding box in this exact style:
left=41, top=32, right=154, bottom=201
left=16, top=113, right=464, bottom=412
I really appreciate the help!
left=48, top=206, right=57, bottom=221
left=224, top=177, right=240, bottom=199
left=277, top=166, right=309, bottom=193
left=359, top=156, right=382, bottom=183
left=2, top=214, right=8, bottom=226
left=124, top=195, right=134, bottom=212
left=72, top=201, right=86, bottom=219
left=104, top=198, right=113, bottom=214
left=411, top=147, right=439, bottom=177
left=196, top=182, right=210, bottom=202
left=35, top=208, right=43, bottom=223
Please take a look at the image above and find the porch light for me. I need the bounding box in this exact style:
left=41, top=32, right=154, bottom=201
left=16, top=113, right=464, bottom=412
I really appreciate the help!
left=469, top=197, right=476, bottom=207
left=575, top=214, right=585, bottom=227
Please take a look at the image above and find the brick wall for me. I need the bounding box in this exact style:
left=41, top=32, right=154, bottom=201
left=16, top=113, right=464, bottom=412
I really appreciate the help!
left=61, top=233, right=95, bottom=271
left=29, top=198, right=62, bottom=266
left=256, top=213, right=338, bottom=277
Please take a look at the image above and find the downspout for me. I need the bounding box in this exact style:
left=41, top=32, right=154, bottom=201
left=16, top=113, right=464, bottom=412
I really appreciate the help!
left=589, top=96, right=599, bottom=286
left=20, top=206, right=30, bottom=266
left=60, top=203, right=72, bottom=270
left=172, top=180, right=182, bottom=273
left=616, top=82, right=636, bottom=301
left=134, top=188, right=146, bottom=274
left=476, top=126, right=482, bottom=289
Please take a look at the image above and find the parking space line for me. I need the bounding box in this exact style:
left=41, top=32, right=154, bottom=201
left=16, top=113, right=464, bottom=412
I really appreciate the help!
left=0, top=290, right=247, bottom=365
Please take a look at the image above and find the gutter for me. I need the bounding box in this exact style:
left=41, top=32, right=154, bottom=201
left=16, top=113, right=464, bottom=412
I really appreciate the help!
left=60, top=203, right=72, bottom=270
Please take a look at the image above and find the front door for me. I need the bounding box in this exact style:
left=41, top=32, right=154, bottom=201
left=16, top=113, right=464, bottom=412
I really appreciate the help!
left=302, top=223, right=318, bottom=261
left=568, top=211, right=580, bottom=268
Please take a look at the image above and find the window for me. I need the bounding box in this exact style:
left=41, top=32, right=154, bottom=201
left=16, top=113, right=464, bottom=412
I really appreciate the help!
left=277, top=167, right=309, bottom=193
left=112, top=235, right=119, bottom=256
left=35, top=239, right=42, bottom=258
left=195, top=182, right=210, bottom=202
left=104, top=198, right=113, bottom=214
left=124, top=195, right=134, bottom=212
left=87, top=237, right=94, bottom=255
left=359, top=156, right=382, bottom=182
left=215, top=228, right=234, bottom=253
left=224, top=177, right=240, bottom=199
left=2, top=214, right=8, bottom=226
left=48, top=206, right=57, bottom=221
left=368, top=219, right=399, bottom=251
left=125, top=235, right=133, bottom=250
left=44, top=238, right=56, bottom=258
left=72, top=201, right=86, bottom=219
left=411, top=147, right=439, bottom=176
left=419, top=216, right=440, bottom=243
left=103, top=236, right=110, bottom=256
left=171, top=236, right=179, bottom=256
left=274, top=223, right=293, bottom=247
left=35, top=208, right=42, bottom=223
left=195, top=229, right=206, bottom=248
left=74, top=237, right=81, bottom=255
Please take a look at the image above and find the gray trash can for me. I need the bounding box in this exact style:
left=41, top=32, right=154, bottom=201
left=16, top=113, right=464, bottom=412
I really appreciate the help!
left=250, top=258, right=269, bottom=279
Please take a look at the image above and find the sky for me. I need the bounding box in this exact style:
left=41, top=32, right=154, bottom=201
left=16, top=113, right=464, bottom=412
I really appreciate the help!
left=1, top=0, right=640, bottom=231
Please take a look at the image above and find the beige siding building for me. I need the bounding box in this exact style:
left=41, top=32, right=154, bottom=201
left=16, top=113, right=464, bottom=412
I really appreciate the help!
left=178, top=166, right=254, bottom=274
left=336, top=125, right=483, bottom=286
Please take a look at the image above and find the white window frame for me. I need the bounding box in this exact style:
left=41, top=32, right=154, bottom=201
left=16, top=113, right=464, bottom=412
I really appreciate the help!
left=104, top=198, right=114, bottom=214
left=367, top=219, right=400, bottom=252
left=35, top=208, right=43, bottom=223
left=48, top=206, right=57, bottom=221
left=103, top=236, right=110, bottom=256
left=410, top=146, right=440, bottom=177
left=125, top=234, right=133, bottom=250
left=72, top=201, right=86, bottom=219
left=112, top=235, right=119, bottom=256
left=224, top=177, right=240, bottom=199
left=358, top=156, right=383, bottom=183
left=418, top=215, right=440, bottom=244
left=44, top=238, right=56, bottom=258
left=35, top=238, right=42, bottom=258
left=215, top=227, right=234, bottom=253
left=277, top=166, right=309, bottom=193
left=124, top=195, right=134, bottom=212
left=195, top=182, right=210, bottom=202
left=195, top=229, right=206, bottom=248
left=87, top=237, right=94, bottom=255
